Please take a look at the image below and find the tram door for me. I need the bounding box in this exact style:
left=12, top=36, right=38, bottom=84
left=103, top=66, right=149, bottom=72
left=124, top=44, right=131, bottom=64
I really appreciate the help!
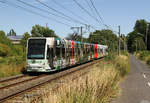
left=47, top=46, right=54, bottom=69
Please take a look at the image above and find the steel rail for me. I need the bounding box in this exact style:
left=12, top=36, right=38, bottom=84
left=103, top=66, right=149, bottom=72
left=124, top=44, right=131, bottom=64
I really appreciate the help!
left=0, top=75, right=28, bottom=84
left=0, top=59, right=102, bottom=103
left=0, top=75, right=46, bottom=90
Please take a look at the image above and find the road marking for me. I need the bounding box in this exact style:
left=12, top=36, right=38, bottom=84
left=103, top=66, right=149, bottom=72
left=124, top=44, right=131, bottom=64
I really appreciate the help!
left=148, top=82, right=150, bottom=87
left=143, top=73, right=147, bottom=79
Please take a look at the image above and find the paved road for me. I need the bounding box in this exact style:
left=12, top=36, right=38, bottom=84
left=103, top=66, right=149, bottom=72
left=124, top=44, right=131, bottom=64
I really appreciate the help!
left=113, top=54, right=150, bottom=103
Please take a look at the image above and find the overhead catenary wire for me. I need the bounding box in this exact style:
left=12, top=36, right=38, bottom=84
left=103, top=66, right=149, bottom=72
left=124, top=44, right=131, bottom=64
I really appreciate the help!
left=50, top=0, right=89, bottom=23
left=16, top=0, right=79, bottom=24
left=89, top=0, right=114, bottom=30
left=84, top=0, right=98, bottom=20
left=0, top=1, right=71, bottom=27
left=72, top=0, right=103, bottom=27
left=35, top=0, right=89, bottom=26
left=89, top=0, right=104, bottom=24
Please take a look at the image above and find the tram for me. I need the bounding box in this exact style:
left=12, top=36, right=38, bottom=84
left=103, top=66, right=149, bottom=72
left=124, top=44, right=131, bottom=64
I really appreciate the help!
left=26, top=37, right=108, bottom=72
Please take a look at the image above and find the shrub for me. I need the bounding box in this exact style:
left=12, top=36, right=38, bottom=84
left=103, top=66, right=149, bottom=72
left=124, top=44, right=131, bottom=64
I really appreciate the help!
left=135, top=51, right=150, bottom=66
left=121, top=51, right=129, bottom=57
left=0, top=43, right=11, bottom=57
left=105, top=52, right=117, bottom=61
left=147, top=57, right=150, bottom=65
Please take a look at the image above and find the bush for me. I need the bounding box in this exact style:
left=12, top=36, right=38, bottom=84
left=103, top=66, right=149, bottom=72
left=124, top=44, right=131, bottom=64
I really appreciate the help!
left=105, top=52, right=117, bottom=61
left=121, top=51, right=129, bottom=57
left=147, top=57, right=150, bottom=65
left=134, top=51, right=150, bottom=66
left=0, top=43, right=11, bottom=56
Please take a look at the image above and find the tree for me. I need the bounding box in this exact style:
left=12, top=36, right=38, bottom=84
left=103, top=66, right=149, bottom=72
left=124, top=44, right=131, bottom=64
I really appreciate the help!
left=134, top=19, right=147, bottom=35
left=127, top=31, right=146, bottom=52
left=134, top=19, right=150, bottom=50
left=31, top=24, right=58, bottom=37
left=0, top=30, right=5, bottom=37
left=7, top=29, right=17, bottom=36
left=127, top=19, right=150, bottom=52
left=0, top=30, right=14, bottom=56
left=20, top=32, right=30, bottom=48
left=88, top=29, right=118, bottom=52
left=0, top=30, right=12, bottom=46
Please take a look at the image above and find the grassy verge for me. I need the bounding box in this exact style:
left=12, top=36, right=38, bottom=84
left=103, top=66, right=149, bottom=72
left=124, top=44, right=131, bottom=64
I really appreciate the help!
left=134, top=51, right=150, bottom=66
left=41, top=53, right=130, bottom=103
left=0, top=56, right=25, bottom=78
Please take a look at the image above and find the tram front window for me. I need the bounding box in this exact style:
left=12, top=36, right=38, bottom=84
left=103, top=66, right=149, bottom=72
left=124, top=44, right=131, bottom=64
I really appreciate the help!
left=27, top=39, right=46, bottom=59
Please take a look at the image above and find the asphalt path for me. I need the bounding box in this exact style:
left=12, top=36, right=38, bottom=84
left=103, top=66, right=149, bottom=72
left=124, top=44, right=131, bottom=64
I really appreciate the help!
left=113, top=54, right=150, bottom=103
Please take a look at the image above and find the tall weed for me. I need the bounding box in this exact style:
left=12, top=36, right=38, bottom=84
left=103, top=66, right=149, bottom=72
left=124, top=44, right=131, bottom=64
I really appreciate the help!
left=42, top=54, right=130, bottom=103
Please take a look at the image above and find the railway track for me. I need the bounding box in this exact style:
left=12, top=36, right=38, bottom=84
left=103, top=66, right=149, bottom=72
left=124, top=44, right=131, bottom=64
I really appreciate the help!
left=0, top=59, right=102, bottom=103
left=0, top=74, right=27, bottom=84
left=0, top=75, right=45, bottom=90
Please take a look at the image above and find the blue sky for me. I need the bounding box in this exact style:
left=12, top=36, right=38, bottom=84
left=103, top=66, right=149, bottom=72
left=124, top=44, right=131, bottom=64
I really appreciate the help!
left=0, top=0, right=150, bottom=38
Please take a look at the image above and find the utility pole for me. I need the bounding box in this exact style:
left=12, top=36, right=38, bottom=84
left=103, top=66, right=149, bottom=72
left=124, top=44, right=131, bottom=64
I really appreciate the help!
left=118, top=26, right=121, bottom=56
left=80, top=26, right=83, bottom=42
left=146, top=24, right=149, bottom=50
left=46, top=23, right=48, bottom=28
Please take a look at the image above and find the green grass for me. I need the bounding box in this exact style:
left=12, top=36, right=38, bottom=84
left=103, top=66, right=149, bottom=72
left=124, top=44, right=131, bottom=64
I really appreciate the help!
left=0, top=56, right=25, bottom=78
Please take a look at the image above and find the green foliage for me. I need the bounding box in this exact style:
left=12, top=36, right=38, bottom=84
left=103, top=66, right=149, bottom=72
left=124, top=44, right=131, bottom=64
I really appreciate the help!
left=0, top=30, right=13, bottom=46
left=20, top=32, right=30, bottom=53
left=136, top=51, right=150, bottom=60
left=134, top=19, right=147, bottom=34
left=7, top=29, right=16, bottom=36
left=121, top=51, right=129, bottom=57
left=135, top=51, right=150, bottom=66
left=147, top=59, right=150, bottom=65
left=88, top=29, right=118, bottom=52
left=0, top=44, right=11, bottom=56
left=127, top=30, right=146, bottom=52
left=0, top=30, right=15, bottom=57
left=31, top=24, right=58, bottom=37
left=105, top=52, right=117, bottom=61
left=21, top=32, right=30, bottom=47
left=127, top=19, right=150, bottom=52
